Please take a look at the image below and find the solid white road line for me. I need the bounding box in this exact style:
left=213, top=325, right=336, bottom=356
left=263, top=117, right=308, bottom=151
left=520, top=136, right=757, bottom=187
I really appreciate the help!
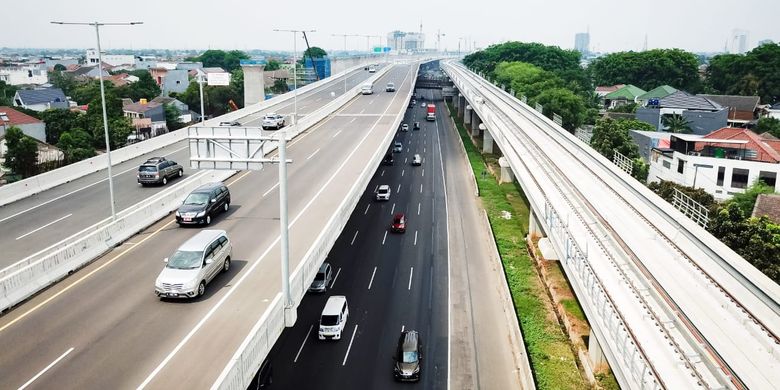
left=351, top=230, right=359, bottom=245
left=332, top=130, right=342, bottom=138
left=294, top=325, right=314, bottom=363
left=414, top=231, right=418, bottom=246
left=390, top=203, right=395, bottom=215
left=364, top=203, right=370, bottom=215
left=417, top=203, right=421, bottom=216
left=307, top=148, right=321, bottom=160
left=368, top=266, right=378, bottom=290
left=0, top=146, right=188, bottom=224
left=434, top=109, right=453, bottom=390
left=382, top=231, right=388, bottom=245
left=342, top=325, right=359, bottom=366
left=408, top=267, right=414, bottom=290
left=18, top=347, right=74, bottom=390
left=262, top=182, right=280, bottom=198
left=16, top=214, right=72, bottom=240
left=331, top=267, right=342, bottom=289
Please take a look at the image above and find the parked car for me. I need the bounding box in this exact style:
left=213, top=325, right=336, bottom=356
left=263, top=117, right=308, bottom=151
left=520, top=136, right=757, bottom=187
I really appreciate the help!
left=412, top=154, right=422, bottom=166
left=126, top=133, right=146, bottom=144
left=393, top=330, right=422, bottom=381
left=413, top=122, right=420, bottom=130
left=391, top=213, right=407, bottom=233
left=175, top=182, right=231, bottom=226
left=219, top=121, right=241, bottom=127
left=154, top=229, right=231, bottom=299
left=262, top=113, right=286, bottom=130
left=319, top=295, right=349, bottom=340
left=393, top=142, right=403, bottom=153
left=386, top=82, right=396, bottom=92
left=376, top=185, right=391, bottom=201
left=309, top=262, right=333, bottom=293
left=401, top=123, right=409, bottom=132
left=137, top=158, right=183, bottom=186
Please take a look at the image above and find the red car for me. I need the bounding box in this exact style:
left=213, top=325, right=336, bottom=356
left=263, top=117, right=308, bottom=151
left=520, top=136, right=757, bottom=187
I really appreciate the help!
left=391, top=213, right=406, bottom=233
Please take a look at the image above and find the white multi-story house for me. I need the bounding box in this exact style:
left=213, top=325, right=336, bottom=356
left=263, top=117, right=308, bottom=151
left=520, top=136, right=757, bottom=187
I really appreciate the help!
left=85, top=49, right=135, bottom=67
left=648, top=128, right=780, bottom=201
left=0, top=64, right=48, bottom=86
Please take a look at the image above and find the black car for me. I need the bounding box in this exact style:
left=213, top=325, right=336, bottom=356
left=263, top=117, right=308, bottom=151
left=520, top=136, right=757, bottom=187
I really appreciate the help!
left=382, top=153, right=394, bottom=165
left=413, top=122, right=420, bottom=130
left=175, top=182, right=231, bottom=226
left=394, top=330, right=422, bottom=381
left=137, top=158, right=183, bottom=186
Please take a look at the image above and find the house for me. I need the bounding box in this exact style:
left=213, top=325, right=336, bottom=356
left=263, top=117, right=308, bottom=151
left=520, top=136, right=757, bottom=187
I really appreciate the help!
left=264, top=69, right=290, bottom=86
left=752, top=194, right=780, bottom=224
left=765, top=103, right=780, bottom=120
left=637, top=85, right=677, bottom=106
left=104, top=73, right=139, bottom=87
left=65, top=64, right=110, bottom=81
left=635, top=91, right=728, bottom=135
left=123, top=100, right=167, bottom=138
left=648, top=128, right=780, bottom=200
left=595, top=84, right=625, bottom=98
left=0, top=64, right=48, bottom=86
left=629, top=130, right=672, bottom=161
left=0, top=106, right=47, bottom=142
left=85, top=49, right=135, bottom=68
left=149, top=67, right=189, bottom=96
left=13, top=88, right=70, bottom=112
left=603, top=84, right=646, bottom=109
left=698, top=94, right=760, bottom=127
left=151, top=96, right=194, bottom=123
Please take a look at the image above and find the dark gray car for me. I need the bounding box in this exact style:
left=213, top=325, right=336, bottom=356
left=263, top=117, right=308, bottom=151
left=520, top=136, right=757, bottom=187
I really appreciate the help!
left=137, top=157, right=183, bottom=186
left=176, top=182, right=231, bottom=226
left=394, top=330, right=422, bottom=381
left=308, top=262, right=333, bottom=293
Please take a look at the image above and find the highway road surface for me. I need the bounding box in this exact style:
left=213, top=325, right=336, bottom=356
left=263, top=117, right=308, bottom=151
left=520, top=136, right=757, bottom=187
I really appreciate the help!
left=0, top=67, right=375, bottom=270
left=0, top=63, right=413, bottom=389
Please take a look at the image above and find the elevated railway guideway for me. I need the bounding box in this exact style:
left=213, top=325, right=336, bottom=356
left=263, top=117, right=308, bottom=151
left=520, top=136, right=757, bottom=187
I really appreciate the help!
left=443, top=61, right=780, bottom=390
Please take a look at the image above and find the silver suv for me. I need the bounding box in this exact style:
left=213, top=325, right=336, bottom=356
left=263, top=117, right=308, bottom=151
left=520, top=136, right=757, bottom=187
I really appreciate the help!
left=262, top=113, right=286, bottom=130
left=137, top=157, right=183, bottom=186
left=155, top=229, right=232, bottom=299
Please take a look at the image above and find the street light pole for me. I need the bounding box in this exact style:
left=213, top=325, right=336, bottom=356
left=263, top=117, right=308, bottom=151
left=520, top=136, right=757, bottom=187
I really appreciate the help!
left=51, top=20, right=142, bottom=222
left=332, top=33, right=359, bottom=94
left=274, top=28, right=316, bottom=126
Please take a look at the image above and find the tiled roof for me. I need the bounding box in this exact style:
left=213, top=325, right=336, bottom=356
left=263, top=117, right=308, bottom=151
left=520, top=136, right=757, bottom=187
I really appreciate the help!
left=752, top=194, right=780, bottom=224
left=659, top=91, right=723, bottom=111
left=605, top=84, right=646, bottom=100
left=638, top=85, right=677, bottom=101
left=0, top=106, right=43, bottom=125
left=702, top=127, right=780, bottom=163
left=698, top=94, right=760, bottom=112
left=15, top=88, right=67, bottom=105
left=595, top=84, right=624, bottom=93
left=123, top=101, right=162, bottom=113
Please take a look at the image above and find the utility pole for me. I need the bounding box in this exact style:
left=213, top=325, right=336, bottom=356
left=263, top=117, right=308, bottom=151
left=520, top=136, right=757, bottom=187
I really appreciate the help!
left=274, top=28, right=316, bottom=126
left=51, top=20, right=143, bottom=222
left=332, top=33, right=360, bottom=93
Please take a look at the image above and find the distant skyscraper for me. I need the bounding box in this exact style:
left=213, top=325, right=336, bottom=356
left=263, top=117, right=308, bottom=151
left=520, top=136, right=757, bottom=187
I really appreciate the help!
left=575, top=32, right=590, bottom=55
left=731, top=29, right=749, bottom=54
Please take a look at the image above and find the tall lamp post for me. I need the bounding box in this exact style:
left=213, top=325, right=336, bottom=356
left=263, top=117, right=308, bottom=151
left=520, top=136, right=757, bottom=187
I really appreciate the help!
left=51, top=20, right=143, bottom=222
left=273, top=28, right=316, bottom=126
left=332, top=33, right=360, bottom=94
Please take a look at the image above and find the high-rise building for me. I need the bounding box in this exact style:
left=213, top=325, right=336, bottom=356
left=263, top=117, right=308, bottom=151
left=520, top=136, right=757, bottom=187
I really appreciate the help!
left=574, top=32, right=590, bottom=55
left=730, top=29, right=749, bottom=54
left=386, top=30, right=425, bottom=52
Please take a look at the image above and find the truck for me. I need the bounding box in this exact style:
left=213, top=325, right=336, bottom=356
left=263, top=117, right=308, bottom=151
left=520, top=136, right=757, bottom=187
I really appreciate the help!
left=426, top=104, right=435, bottom=121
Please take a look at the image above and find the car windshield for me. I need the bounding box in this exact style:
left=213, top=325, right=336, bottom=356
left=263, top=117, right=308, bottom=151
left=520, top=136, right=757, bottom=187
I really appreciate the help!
left=379, top=188, right=389, bottom=194
left=139, top=165, right=157, bottom=172
left=166, top=250, right=203, bottom=270
left=402, top=351, right=418, bottom=363
left=183, top=193, right=210, bottom=205
left=321, top=315, right=339, bottom=326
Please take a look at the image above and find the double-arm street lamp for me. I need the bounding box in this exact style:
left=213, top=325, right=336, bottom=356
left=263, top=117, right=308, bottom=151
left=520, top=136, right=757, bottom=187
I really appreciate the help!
left=273, top=28, right=316, bottom=126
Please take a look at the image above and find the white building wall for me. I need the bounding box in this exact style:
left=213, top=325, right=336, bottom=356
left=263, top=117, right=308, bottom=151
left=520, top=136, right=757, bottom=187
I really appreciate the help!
left=649, top=150, right=780, bottom=200
left=85, top=49, right=135, bottom=67
left=0, top=66, right=48, bottom=86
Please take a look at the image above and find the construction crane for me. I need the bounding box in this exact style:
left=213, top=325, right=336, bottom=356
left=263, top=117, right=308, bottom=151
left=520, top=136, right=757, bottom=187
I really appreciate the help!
left=301, top=31, right=321, bottom=81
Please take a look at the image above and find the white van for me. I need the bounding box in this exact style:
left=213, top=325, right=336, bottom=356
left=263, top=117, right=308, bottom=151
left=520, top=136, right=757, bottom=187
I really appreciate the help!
left=154, top=230, right=232, bottom=299
left=361, top=83, right=374, bottom=95
left=319, top=295, right=349, bottom=340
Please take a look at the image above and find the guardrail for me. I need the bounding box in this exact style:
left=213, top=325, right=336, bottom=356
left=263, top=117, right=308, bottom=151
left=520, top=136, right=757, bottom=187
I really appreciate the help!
left=210, top=62, right=419, bottom=390
left=0, top=169, right=235, bottom=311
left=0, top=62, right=377, bottom=208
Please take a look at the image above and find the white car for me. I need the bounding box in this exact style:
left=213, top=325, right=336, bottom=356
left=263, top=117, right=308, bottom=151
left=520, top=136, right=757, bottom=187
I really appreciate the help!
left=386, top=82, right=396, bottom=92
left=376, top=185, right=391, bottom=201
left=262, top=113, right=286, bottom=130
left=154, top=230, right=231, bottom=299
left=319, top=295, right=349, bottom=340
left=401, top=123, right=409, bottom=132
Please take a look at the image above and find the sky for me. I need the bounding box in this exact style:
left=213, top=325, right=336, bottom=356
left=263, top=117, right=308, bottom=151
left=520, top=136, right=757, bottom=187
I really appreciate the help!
left=2, top=0, right=779, bottom=54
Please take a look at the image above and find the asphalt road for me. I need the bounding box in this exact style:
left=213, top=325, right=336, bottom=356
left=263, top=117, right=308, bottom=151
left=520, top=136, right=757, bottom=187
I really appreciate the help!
left=0, top=67, right=376, bottom=270
left=0, top=64, right=414, bottom=389
left=265, top=87, right=449, bottom=389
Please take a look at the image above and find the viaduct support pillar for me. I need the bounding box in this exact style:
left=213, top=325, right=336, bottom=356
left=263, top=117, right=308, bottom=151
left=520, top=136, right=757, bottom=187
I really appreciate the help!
left=464, top=105, right=472, bottom=128
left=483, top=129, right=494, bottom=154
left=471, top=112, right=481, bottom=137
left=458, top=95, right=466, bottom=119
left=588, top=332, right=609, bottom=369
left=498, top=157, right=514, bottom=183
left=529, top=208, right=544, bottom=238
left=241, top=63, right=266, bottom=106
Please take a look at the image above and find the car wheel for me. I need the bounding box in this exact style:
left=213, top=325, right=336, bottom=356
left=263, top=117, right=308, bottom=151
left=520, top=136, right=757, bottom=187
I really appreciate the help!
left=178, top=169, right=183, bottom=177
left=223, top=201, right=229, bottom=212
left=162, top=177, right=168, bottom=185
left=197, top=281, right=206, bottom=297
left=205, top=214, right=211, bottom=225
left=222, top=257, right=231, bottom=273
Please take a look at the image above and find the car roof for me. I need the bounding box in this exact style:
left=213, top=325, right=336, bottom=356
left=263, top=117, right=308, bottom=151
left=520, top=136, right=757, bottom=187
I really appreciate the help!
left=394, top=213, right=405, bottom=220
left=192, top=182, right=225, bottom=193
left=323, top=295, right=347, bottom=314
left=399, top=330, right=419, bottom=351
left=178, top=229, right=227, bottom=252
left=318, top=262, right=330, bottom=272
left=378, top=184, right=390, bottom=190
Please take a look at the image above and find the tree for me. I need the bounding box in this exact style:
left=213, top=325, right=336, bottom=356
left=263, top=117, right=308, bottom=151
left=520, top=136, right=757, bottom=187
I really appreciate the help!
left=2, top=126, right=39, bottom=178
left=0, top=80, right=18, bottom=106
left=53, top=64, right=66, bottom=72
left=754, top=117, right=780, bottom=138
left=706, top=43, right=780, bottom=103
left=115, top=71, right=161, bottom=101
left=49, top=71, right=78, bottom=97
left=302, top=47, right=327, bottom=59
left=163, top=103, right=185, bottom=131
left=72, top=79, right=107, bottom=106
left=588, top=49, right=701, bottom=92
left=590, top=118, right=653, bottom=160
left=271, top=79, right=289, bottom=94
left=647, top=180, right=717, bottom=212
left=662, top=114, right=693, bottom=133
left=535, top=87, right=587, bottom=131
left=38, top=109, right=86, bottom=144
left=727, top=181, right=775, bottom=217
left=265, top=59, right=281, bottom=71
left=57, top=127, right=95, bottom=163
left=188, top=49, right=250, bottom=72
